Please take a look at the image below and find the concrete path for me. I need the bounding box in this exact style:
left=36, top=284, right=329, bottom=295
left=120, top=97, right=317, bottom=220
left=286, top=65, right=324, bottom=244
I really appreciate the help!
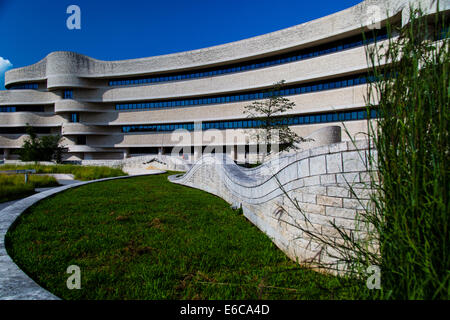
left=0, top=171, right=164, bottom=300
left=0, top=201, right=20, bottom=212
left=35, top=174, right=81, bottom=192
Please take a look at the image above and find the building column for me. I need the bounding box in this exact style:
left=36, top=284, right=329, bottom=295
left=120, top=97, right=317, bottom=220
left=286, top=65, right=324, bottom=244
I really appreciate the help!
left=123, top=148, right=129, bottom=159
left=230, top=145, right=237, bottom=161
left=193, top=146, right=202, bottom=161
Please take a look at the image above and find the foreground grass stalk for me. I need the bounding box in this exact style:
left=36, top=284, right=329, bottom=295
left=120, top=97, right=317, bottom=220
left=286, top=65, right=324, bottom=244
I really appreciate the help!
left=366, top=6, right=449, bottom=300
left=274, top=4, right=448, bottom=300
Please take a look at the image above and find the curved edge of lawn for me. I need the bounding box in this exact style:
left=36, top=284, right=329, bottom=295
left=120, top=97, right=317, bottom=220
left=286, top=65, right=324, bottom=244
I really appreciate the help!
left=0, top=171, right=165, bottom=300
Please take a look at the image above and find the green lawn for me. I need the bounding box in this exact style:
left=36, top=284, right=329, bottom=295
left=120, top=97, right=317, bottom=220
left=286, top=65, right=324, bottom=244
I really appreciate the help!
left=5, top=173, right=366, bottom=299
left=0, top=164, right=127, bottom=203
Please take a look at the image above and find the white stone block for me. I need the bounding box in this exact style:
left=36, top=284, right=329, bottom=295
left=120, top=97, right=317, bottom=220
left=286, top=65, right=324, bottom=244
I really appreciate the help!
left=343, top=151, right=367, bottom=172
left=317, top=195, right=343, bottom=207
left=326, top=153, right=342, bottom=173
left=327, top=186, right=350, bottom=198
left=310, top=155, right=326, bottom=176
left=329, top=142, right=348, bottom=153
left=347, top=139, right=369, bottom=151
left=296, top=149, right=310, bottom=161
left=297, top=202, right=326, bottom=214
left=351, top=187, right=374, bottom=200
left=302, top=193, right=316, bottom=204
left=320, top=174, right=337, bottom=185
left=310, top=145, right=330, bottom=157
left=325, top=206, right=356, bottom=219
left=302, top=185, right=327, bottom=196
left=336, top=172, right=360, bottom=184
left=343, top=198, right=366, bottom=210
left=303, top=175, right=320, bottom=186
left=298, top=158, right=310, bottom=178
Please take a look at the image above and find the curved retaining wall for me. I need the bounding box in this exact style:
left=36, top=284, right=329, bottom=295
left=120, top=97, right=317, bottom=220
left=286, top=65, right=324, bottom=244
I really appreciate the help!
left=170, top=140, right=378, bottom=272
left=80, top=154, right=193, bottom=172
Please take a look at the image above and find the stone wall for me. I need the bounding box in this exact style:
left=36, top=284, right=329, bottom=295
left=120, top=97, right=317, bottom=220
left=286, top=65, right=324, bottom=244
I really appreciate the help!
left=81, top=154, right=192, bottom=172
left=170, top=140, right=378, bottom=273
left=3, top=154, right=192, bottom=173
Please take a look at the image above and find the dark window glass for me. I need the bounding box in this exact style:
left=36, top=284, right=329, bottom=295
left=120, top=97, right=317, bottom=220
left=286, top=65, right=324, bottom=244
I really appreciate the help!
left=70, top=113, right=79, bottom=123
left=358, top=111, right=365, bottom=119
left=76, top=136, right=86, bottom=145
left=63, top=90, right=73, bottom=99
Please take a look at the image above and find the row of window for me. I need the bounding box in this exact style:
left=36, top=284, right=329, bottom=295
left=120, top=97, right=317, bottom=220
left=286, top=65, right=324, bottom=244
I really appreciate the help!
left=116, top=73, right=374, bottom=111
left=0, top=106, right=17, bottom=112
left=122, top=109, right=378, bottom=133
left=0, top=127, right=52, bottom=134
left=0, top=106, right=46, bottom=113
left=109, top=29, right=388, bottom=87
left=8, top=83, right=38, bottom=90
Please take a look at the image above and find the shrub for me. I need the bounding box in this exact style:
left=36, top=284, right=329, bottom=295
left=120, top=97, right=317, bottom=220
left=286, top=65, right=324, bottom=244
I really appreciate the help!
left=19, top=125, right=65, bottom=163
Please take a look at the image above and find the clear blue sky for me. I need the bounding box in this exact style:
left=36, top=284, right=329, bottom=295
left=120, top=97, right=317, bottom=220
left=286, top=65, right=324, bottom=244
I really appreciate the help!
left=0, top=0, right=362, bottom=89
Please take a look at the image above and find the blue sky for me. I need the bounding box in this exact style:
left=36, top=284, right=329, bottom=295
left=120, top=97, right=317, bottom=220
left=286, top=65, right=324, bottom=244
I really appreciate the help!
left=0, top=0, right=361, bottom=89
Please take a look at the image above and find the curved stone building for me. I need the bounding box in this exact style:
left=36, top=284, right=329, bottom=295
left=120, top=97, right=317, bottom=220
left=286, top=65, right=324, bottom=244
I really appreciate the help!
left=1, top=0, right=448, bottom=161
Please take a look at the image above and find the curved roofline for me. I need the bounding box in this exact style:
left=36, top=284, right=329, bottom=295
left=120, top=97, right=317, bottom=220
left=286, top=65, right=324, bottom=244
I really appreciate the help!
left=58, top=1, right=364, bottom=65
left=4, top=0, right=447, bottom=85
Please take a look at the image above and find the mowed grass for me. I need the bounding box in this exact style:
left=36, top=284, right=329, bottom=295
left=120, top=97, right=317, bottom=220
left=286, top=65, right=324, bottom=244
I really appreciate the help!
left=0, top=164, right=126, bottom=181
left=0, top=174, right=59, bottom=203
left=6, top=173, right=364, bottom=299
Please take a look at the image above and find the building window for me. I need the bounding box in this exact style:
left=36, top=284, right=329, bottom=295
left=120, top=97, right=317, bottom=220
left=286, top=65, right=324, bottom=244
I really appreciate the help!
left=121, top=108, right=378, bottom=133
left=0, top=106, right=16, bottom=112
left=70, top=113, right=80, bottom=123
left=0, top=106, right=45, bottom=112
left=76, top=136, right=86, bottom=145
left=8, top=83, right=38, bottom=90
left=63, top=90, right=73, bottom=99
left=0, top=127, right=51, bottom=134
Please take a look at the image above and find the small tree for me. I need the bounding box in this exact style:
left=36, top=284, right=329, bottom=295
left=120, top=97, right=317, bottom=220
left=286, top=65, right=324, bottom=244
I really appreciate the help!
left=243, top=81, right=306, bottom=161
left=19, top=125, right=65, bottom=163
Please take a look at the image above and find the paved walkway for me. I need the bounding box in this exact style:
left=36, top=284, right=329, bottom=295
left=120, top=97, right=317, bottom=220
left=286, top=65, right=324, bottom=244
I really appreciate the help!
left=0, top=171, right=164, bottom=300
left=0, top=201, right=18, bottom=212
